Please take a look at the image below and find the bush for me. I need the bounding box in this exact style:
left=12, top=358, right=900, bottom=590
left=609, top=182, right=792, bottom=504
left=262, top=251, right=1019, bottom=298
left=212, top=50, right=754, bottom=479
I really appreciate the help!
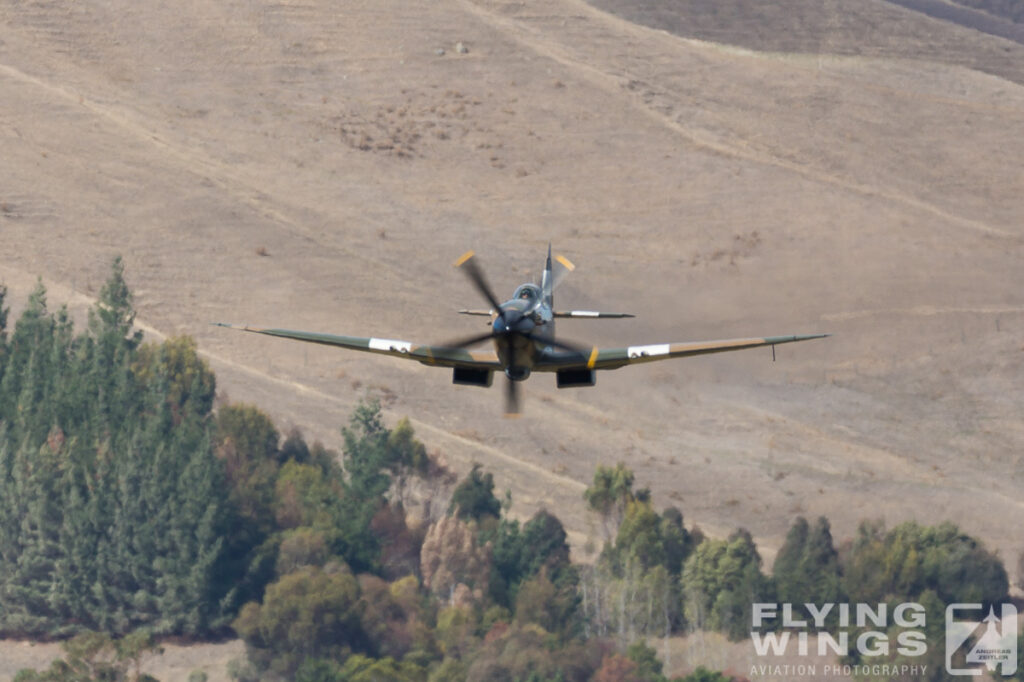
left=234, top=562, right=367, bottom=677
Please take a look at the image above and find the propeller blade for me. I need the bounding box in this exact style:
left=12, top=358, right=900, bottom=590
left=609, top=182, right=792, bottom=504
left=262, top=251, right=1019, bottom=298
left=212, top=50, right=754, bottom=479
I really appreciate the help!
left=439, top=330, right=498, bottom=350
left=539, top=335, right=591, bottom=355
left=504, top=376, right=522, bottom=416
left=550, top=253, right=575, bottom=292
left=454, top=251, right=504, bottom=316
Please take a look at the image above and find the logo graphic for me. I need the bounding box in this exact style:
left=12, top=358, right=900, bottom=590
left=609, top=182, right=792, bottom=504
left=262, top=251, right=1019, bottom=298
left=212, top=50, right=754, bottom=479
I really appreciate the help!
left=946, top=603, right=1017, bottom=676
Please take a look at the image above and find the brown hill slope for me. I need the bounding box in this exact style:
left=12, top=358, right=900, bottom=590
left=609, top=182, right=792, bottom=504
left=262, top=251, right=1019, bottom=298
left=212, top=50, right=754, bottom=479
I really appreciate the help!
left=1, top=0, right=1022, bottom=576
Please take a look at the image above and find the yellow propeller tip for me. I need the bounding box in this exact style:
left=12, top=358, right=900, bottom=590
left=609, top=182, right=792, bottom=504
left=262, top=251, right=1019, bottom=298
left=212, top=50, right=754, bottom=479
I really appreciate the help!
left=555, top=254, right=576, bottom=271
left=454, top=250, right=475, bottom=267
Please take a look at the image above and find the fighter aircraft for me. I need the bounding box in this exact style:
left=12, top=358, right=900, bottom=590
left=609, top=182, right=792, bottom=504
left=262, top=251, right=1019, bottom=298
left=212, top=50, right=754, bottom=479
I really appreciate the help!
left=216, top=247, right=828, bottom=414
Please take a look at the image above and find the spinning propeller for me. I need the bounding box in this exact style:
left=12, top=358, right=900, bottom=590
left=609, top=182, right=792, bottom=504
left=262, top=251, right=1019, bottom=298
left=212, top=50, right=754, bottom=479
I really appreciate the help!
left=451, top=250, right=585, bottom=415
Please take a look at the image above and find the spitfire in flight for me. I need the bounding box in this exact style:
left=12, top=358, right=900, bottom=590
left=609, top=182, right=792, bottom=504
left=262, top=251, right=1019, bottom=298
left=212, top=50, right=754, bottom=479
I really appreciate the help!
left=216, top=247, right=827, bottom=414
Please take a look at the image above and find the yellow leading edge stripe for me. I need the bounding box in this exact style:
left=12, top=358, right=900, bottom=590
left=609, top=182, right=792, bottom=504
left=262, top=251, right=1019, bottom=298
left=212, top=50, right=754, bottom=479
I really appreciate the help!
left=587, top=346, right=599, bottom=369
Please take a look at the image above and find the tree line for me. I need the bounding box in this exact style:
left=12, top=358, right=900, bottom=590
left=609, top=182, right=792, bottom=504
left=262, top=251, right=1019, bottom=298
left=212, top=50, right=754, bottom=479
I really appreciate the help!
left=578, top=463, right=1019, bottom=680
left=2, top=261, right=1018, bottom=681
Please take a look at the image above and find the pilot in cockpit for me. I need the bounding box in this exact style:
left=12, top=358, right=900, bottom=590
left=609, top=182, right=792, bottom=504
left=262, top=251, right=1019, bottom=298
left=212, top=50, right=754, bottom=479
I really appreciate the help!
left=514, top=284, right=540, bottom=305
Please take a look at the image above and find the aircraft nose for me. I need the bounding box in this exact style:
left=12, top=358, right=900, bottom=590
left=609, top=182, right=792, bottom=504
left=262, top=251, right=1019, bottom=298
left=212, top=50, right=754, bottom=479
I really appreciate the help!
left=494, top=309, right=534, bottom=335
left=513, top=315, right=535, bottom=333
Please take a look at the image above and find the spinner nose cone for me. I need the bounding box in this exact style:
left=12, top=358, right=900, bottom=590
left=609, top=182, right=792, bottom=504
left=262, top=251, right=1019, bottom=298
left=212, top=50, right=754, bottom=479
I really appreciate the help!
left=514, top=315, right=536, bottom=334
left=494, top=308, right=534, bottom=335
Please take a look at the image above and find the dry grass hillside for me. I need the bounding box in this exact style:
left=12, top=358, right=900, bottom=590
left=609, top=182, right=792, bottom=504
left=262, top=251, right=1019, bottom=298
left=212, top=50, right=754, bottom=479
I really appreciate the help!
left=1, top=1, right=1023, bottom=674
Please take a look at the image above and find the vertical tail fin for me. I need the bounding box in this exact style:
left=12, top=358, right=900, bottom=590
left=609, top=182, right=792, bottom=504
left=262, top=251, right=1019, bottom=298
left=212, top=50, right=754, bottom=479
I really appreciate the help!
left=542, top=243, right=554, bottom=308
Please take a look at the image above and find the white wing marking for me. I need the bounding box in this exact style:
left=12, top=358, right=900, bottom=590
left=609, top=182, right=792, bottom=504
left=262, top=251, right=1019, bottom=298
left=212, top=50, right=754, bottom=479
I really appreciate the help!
left=627, top=343, right=670, bottom=359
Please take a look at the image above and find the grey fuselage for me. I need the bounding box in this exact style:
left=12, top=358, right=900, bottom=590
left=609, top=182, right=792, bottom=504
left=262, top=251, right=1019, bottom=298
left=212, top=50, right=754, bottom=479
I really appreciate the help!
left=494, top=283, right=557, bottom=380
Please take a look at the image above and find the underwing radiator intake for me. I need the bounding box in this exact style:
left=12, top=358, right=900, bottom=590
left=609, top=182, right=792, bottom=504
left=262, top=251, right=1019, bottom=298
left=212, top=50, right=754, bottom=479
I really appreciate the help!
left=556, top=368, right=596, bottom=388
left=453, top=367, right=494, bottom=387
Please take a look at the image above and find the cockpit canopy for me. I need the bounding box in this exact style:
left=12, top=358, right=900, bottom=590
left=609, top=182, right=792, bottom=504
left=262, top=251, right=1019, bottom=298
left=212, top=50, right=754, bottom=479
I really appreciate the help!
left=513, top=284, right=540, bottom=302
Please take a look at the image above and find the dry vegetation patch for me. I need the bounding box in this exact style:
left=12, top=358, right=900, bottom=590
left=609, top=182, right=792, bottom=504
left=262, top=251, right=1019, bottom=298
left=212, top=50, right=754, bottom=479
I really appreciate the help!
left=321, top=88, right=508, bottom=161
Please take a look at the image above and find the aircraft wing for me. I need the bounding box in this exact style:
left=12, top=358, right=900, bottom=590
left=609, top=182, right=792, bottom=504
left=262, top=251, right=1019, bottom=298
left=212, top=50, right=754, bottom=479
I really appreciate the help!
left=553, top=310, right=635, bottom=319
left=536, top=334, right=829, bottom=371
left=213, top=323, right=501, bottom=369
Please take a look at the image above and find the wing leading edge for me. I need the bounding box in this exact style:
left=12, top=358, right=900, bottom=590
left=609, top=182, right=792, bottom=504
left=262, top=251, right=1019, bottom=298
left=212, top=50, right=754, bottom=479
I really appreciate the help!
left=213, top=323, right=500, bottom=369
left=552, top=310, right=635, bottom=319
left=535, top=334, right=829, bottom=371
left=215, top=324, right=826, bottom=372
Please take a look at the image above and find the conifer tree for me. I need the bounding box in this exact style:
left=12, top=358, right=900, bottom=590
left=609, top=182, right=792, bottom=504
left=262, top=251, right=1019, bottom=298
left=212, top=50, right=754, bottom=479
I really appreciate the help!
left=0, top=285, right=8, bottom=426
left=803, top=517, right=843, bottom=602
left=773, top=516, right=809, bottom=598
left=773, top=516, right=844, bottom=626
left=341, top=399, right=391, bottom=502
left=88, top=255, right=140, bottom=346
left=2, top=281, right=54, bottom=445
left=0, top=259, right=236, bottom=637
left=0, top=440, right=64, bottom=635
left=0, top=282, right=8, bottom=356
